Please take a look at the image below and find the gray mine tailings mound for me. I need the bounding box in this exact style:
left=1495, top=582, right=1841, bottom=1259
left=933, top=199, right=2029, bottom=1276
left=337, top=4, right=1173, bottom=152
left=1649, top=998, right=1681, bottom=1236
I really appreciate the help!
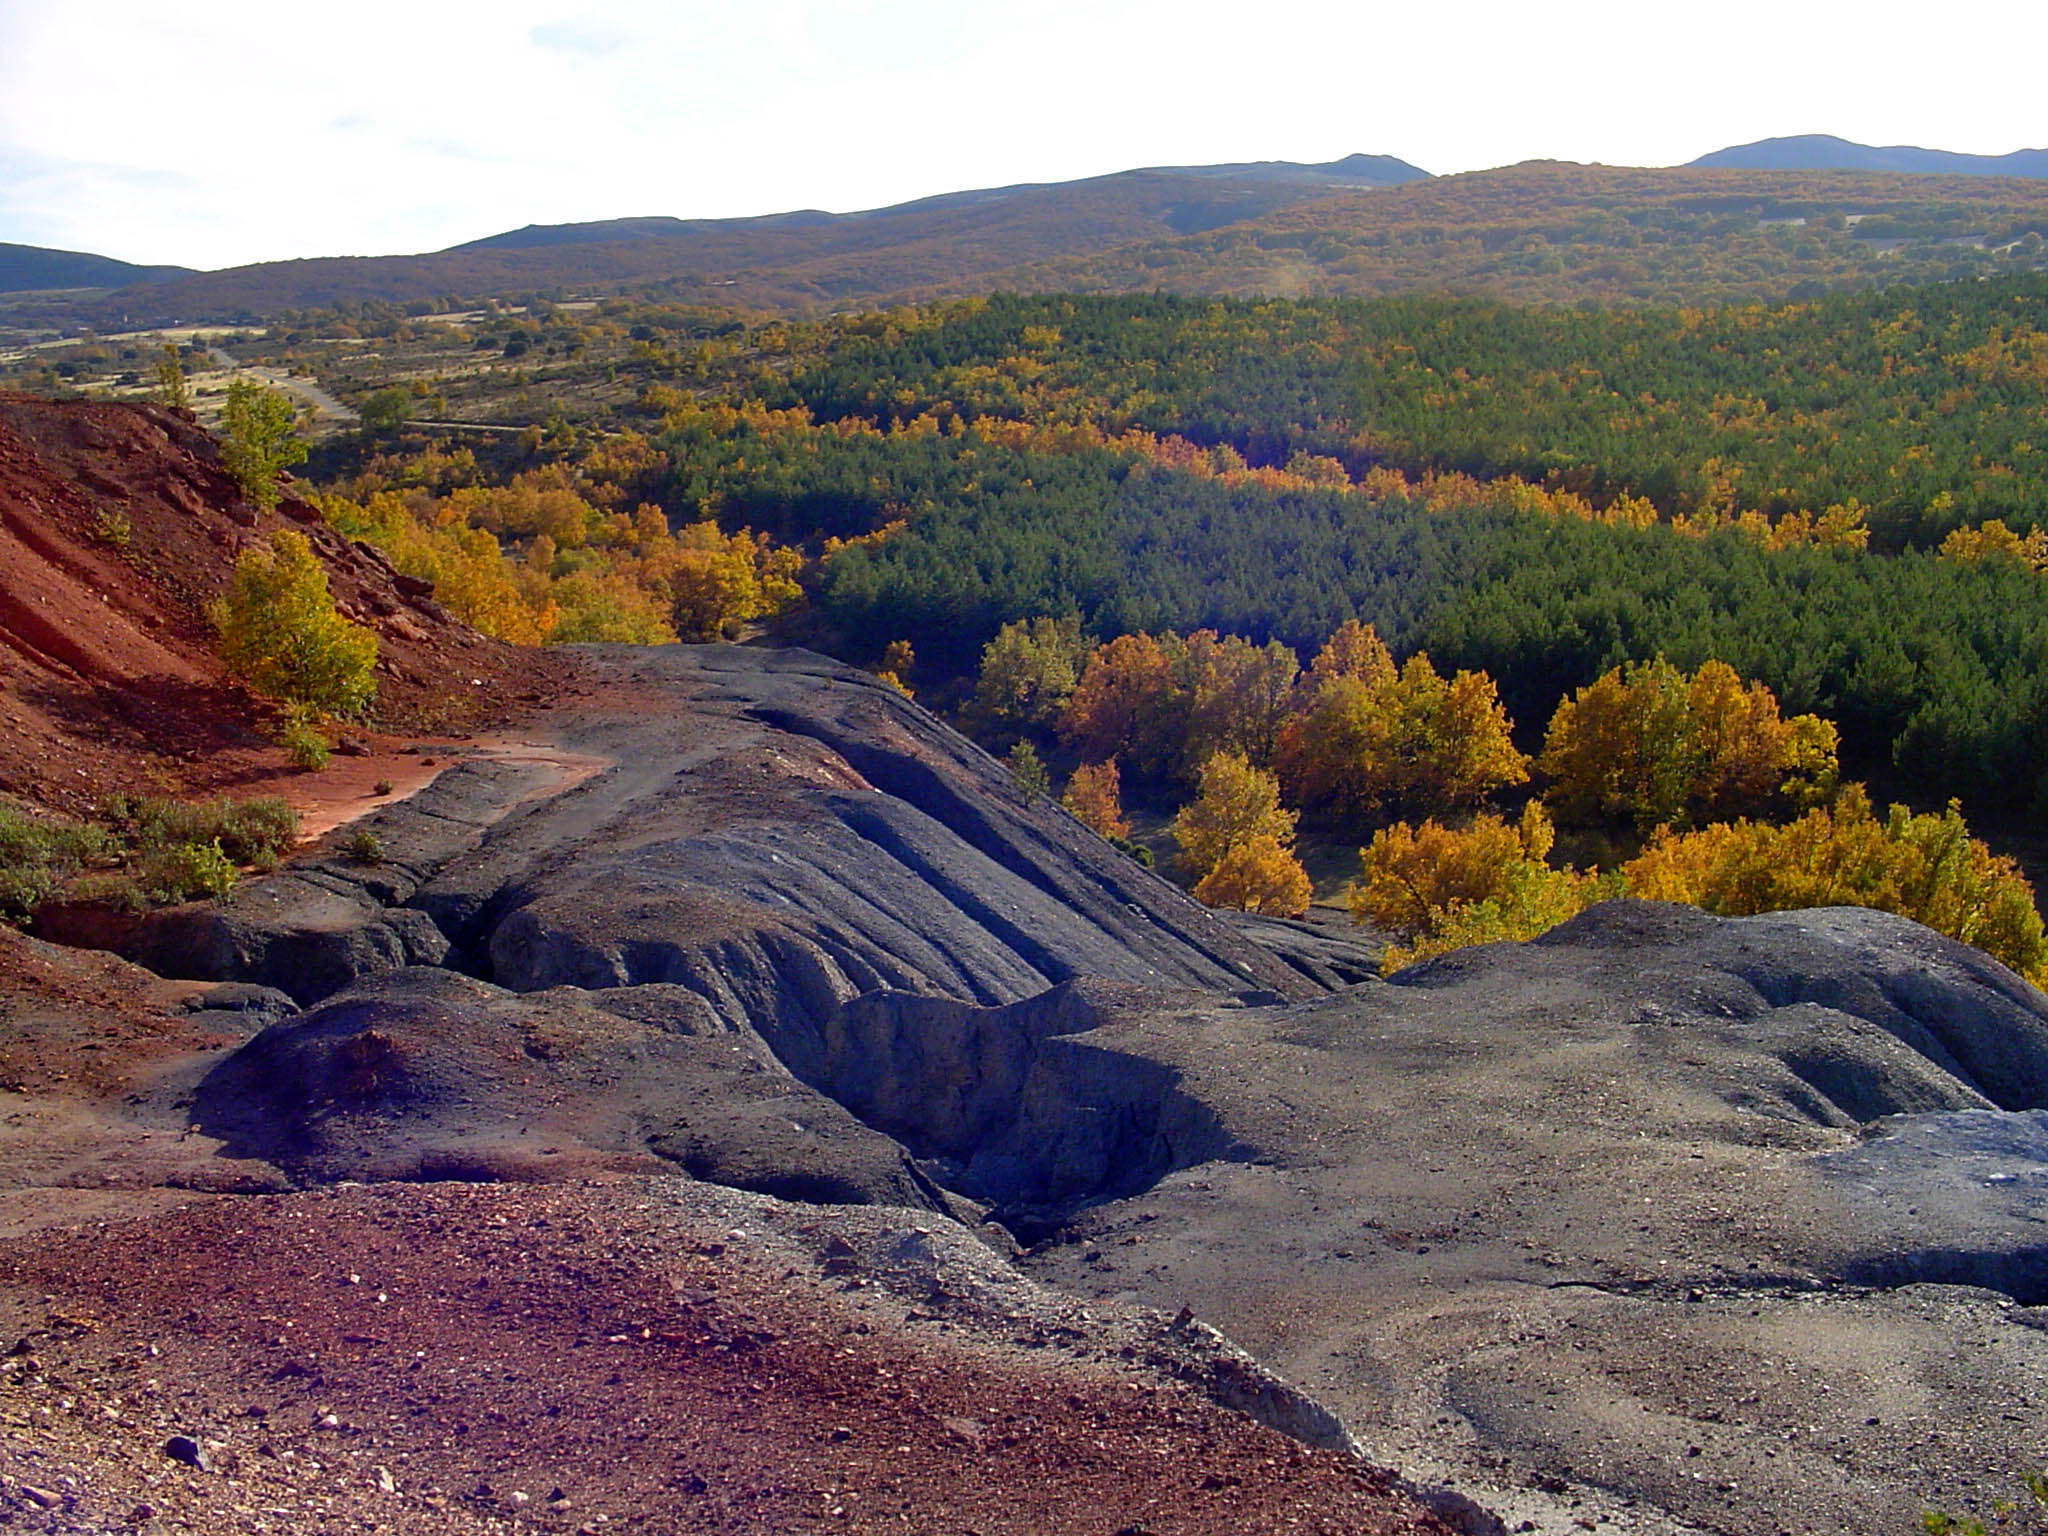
left=8, top=643, right=2048, bottom=1536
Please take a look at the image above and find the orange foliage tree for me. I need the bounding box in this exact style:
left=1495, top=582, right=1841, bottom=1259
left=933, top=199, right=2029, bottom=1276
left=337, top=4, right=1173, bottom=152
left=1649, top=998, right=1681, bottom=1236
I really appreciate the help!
left=1194, top=836, right=1312, bottom=918
left=1276, top=623, right=1527, bottom=817
left=1061, top=758, right=1131, bottom=841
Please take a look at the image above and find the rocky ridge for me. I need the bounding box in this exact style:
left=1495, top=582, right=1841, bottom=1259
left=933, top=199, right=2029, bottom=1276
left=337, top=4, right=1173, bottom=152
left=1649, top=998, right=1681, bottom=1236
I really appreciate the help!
left=7, top=638, right=2045, bottom=1533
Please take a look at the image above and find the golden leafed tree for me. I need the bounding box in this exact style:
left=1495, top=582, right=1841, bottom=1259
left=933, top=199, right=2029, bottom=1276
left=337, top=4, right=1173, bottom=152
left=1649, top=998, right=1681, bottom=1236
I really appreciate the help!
left=1350, top=803, right=1603, bottom=971
left=1622, top=785, right=2046, bottom=984
left=1194, top=834, right=1312, bottom=917
left=1539, top=657, right=1837, bottom=832
left=1172, top=750, right=1300, bottom=886
left=1277, top=625, right=1526, bottom=817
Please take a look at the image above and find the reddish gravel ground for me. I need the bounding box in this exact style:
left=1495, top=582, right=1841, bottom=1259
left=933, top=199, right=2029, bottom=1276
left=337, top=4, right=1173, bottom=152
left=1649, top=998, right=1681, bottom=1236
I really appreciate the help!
left=0, top=392, right=585, bottom=817
left=0, top=1181, right=1451, bottom=1536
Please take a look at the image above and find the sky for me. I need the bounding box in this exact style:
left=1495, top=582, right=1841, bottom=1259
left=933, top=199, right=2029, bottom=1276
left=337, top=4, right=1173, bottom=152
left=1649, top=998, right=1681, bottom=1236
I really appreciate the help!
left=3, top=0, right=2046, bottom=272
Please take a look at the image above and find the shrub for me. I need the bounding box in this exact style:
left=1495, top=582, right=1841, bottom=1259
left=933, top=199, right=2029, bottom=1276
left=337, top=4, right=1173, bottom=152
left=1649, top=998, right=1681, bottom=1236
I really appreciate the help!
left=68, top=873, right=148, bottom=913
left=345, top=828, right=385, bottom=865
left=218, top=377, right=307, bottom=510
left=212, top=530, right=378, bottom=719
left=0, top=805, right=113, bottom=925
left=1107, top=833, right=1155, bottom=869
left=140, top=840, right=237, bottom=904
left=119, top=795, right=298, bottom=865
left=90, top=509, right=132, bottom=548
left=372, top=778, right=394, bottom=798
left=281, top=719, right=332, bottom=771
left=1006, top=740, right=1051, bottom=797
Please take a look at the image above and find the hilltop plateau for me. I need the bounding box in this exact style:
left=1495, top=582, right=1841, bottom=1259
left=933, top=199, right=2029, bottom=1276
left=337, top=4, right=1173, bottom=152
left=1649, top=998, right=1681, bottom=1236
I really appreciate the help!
left=1, top=398, right=2045, bottom=1535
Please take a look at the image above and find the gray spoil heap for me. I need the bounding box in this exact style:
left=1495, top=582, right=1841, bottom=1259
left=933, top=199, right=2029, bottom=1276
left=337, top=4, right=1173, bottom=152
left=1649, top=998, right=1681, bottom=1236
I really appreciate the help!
left=65, top=644, right=2048, bottom=1536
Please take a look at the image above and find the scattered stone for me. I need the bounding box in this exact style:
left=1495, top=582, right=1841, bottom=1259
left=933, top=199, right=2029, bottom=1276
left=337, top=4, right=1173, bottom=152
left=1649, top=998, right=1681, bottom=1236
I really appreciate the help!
left=20, top=1486, right=63, bottom=1510
left=374, top=1465, right=397, bottom=1494
left=163, top=1434, right=210, bottom=1471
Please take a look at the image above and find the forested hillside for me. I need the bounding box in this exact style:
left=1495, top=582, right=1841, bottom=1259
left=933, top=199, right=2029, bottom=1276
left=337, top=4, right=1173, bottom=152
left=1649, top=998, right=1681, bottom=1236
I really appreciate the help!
left=22, top=270, right=2048, bottom=830
left=780, top=280, right=2048, bottom=546
left=1010, top=162, right=2048, bottom=308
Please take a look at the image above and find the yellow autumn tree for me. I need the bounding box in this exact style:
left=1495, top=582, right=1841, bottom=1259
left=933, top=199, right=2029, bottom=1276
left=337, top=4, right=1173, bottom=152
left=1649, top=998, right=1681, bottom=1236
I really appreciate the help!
left=1622, top=785, right=2047, bottom=984
left=1194, top=835, right=1312, bottom=918
left=1276, top=625, right=1526, bottom=817
left=652, top=520, right=804, bottom=641
left=1539, top=657, right=1837, bottom=831
left=1938, top=519, right=2048, bottom=574
left=1349, top=802, right=1602, bottom=969
left=1172, top=751, right=1302, bottom=888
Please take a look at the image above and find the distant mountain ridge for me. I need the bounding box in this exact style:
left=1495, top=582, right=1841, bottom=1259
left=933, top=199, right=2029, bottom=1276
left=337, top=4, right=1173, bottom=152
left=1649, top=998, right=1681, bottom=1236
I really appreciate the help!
left=449, top=153, right=1431, bottom=254
left=0, top=242, right=193, bottom=294
left=1691, top=135, right=2048, bottom=178
left=54, top=153, right=1427, bottom=321
left=13, top=144, right=2048, bottom=322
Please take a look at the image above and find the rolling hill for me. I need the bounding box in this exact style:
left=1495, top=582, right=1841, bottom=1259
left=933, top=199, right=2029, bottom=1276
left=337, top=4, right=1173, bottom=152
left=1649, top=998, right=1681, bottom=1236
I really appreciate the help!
left=1006, top=161, right=2048, bottom=306
left=0, top=241, right=192, bottom=294
left=81, top=154, right=1430, bottom=324
left=1691, top=134, right=2048, bottom=177
left=22, top=152, right=2048, bottom=325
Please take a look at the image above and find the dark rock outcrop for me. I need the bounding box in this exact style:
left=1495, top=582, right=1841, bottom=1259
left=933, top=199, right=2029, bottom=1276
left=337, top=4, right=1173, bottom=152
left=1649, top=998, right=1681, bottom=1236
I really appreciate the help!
left=82, top=645, right=2048, bottom=1536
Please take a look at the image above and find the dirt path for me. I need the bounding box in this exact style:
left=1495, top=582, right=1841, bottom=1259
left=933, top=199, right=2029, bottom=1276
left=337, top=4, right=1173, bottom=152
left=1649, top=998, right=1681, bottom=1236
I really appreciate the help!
left=207, top=347, right=357, bottom=427
left=236, top=732, right=612, bottom=845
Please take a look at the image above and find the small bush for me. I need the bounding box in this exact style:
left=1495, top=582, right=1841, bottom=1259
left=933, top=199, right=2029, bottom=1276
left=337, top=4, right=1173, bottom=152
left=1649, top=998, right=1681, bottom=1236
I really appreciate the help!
left=0, top=866, right=55, bottom=926
left=90, top=509, right=132, bottom=549
left=1107, top=833, right=1155, bottom=869
left=123, top=795, right=298, bottom=865
left=344, top=828, right=385, bottom=865
left=140, top=840, right=237, bottom=904
left=0, top=804, right=114, bottom=925
left=1006, top=740, right=1051, bottom=798
left=282, top=719, right=332, bottom=771
left=69, top=873, right=148, bottom=914
left=372, top=778, right=394, bottom=798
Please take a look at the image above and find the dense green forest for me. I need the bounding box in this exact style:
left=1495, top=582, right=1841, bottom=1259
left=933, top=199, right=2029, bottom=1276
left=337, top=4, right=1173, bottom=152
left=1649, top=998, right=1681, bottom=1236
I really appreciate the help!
left=783, top=431, right=2048, bottom=814
left=778, top=279, right=2048, bottom=546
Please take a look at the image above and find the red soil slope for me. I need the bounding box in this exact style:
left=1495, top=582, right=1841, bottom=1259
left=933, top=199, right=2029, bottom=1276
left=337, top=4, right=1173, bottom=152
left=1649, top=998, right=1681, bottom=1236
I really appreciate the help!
left=0, top=392, right=576, bottom=816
